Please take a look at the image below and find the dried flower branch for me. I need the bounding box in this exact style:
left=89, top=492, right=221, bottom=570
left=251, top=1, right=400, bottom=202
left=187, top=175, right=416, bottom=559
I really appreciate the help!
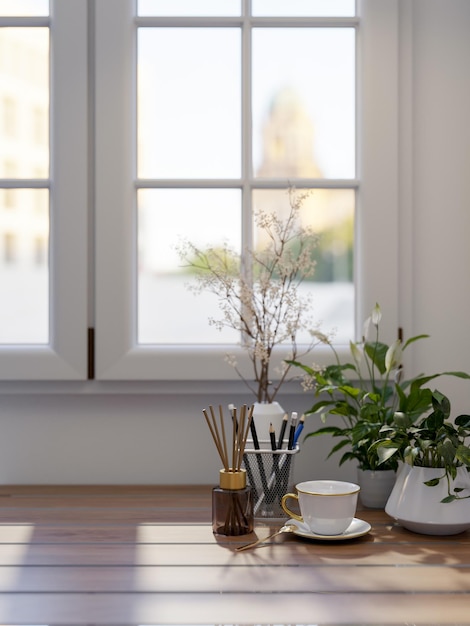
left=178, top=188, right=325, bottom=403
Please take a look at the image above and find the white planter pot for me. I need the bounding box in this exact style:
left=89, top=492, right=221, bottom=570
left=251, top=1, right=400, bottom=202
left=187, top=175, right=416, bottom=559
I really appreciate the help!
left=385, top=464, right=470, bottom=535
left=357, top=468, right=397, bottom=509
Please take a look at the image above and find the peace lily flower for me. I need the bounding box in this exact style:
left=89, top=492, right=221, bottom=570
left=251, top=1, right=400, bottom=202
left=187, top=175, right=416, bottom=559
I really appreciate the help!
left=349, top=339, right=363, bottom=366
left=371, top=302, right=382, bottom=326
left=385, top=339, right=402, bottom=373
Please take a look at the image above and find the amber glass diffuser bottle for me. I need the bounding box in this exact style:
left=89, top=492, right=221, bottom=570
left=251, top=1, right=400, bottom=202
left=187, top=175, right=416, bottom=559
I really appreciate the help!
left=212, top=468, right=254, bottom=536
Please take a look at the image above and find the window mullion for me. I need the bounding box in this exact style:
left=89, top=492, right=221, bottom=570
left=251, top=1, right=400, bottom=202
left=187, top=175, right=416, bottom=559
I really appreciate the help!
left=242, top=0, right=253, bottom=252
left=241, top=1, right=254, bottom=347
left=48, top=0, right=88, bottom=377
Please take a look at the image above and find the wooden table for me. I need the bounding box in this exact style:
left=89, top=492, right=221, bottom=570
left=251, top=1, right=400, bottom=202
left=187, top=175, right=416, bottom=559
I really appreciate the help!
left=0, top=484, right=469, bottom=624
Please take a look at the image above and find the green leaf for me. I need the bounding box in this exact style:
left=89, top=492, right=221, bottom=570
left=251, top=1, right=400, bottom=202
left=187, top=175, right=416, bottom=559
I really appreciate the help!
left=441, top=495, right=457, bottom=503
left=284, top=359, right=314, bottom=374
left=441, top=371, right=470, bottom=380
left=306, top=400, right=337, bottom=414
left=339, top=451, right=358, bottom=466
left=431, top=390, right=451, bottom=418
left=304, top=426, right=345, bottom=438
left=455, top=414, right=470, bottom=428
left=393, top=411, right=413, bottom=429
left=455, top=444, right=470, bottom=465
left=410, top=371, right=470, bottom=393
left=402, top=334, right=430, bottom=350
left=364, top=341, right=389, bottom=374
left=330, top=402, right=358, bottom=418
left=376, top=444, right=400, bottom=464
left=422, top=411, right=444, bottom=431
left=400, top=387, right=433, bottom=417
left=424, top=478, right=440, bottom=487
left=328, top=439, right=350, bottom=456
left=438, top=440, right=457, bottom=466
left=338, top=385, right=362, bottom=399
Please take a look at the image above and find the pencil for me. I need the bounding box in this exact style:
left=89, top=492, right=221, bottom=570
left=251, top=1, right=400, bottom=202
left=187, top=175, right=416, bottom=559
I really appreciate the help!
left=269, top=422, right=277, bottom=452
left=287, top=412, right=298, bottom=450
left=277, top=413, right=288, bottom=449
left=250, top=416, right=260, bottom=450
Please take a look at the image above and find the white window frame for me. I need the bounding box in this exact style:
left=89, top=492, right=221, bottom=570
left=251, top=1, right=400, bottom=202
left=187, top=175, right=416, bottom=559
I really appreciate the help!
left=95, top=0, right=399, bottom=381
left=0, top=1, right=88, bottom=380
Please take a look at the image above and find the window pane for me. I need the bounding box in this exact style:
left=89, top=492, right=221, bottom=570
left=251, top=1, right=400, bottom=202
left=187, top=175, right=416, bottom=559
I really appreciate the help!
left=253, top=28, right=355, bottom=179
left=138, top=188, right=241, bottom=344
left=138, top=0, right=240, bottom=16
left=138, top=28, right=241, bottom=179
left=0, top=189, right=49, bottom=344
left=0, top=28, right=50, bottom=178
left=0, top=0, right=49, bottom=16
left=253, top=188, right=354, bottom=344
left=253, top=0, right=355, bottom=17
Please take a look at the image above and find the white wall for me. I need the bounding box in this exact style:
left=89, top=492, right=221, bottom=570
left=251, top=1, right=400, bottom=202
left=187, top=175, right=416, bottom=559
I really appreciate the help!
left=0, top=0, right=470, bottom=485
left=409, top=0, right=470, bottom=414
left=0, top=388, right=349, bottom=485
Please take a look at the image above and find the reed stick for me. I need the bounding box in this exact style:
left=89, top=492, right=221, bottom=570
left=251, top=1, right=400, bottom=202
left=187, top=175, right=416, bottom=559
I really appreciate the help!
left=218, top=404, right=229, bottom=472
left=231, top=406, right=237, bottom=470
left=203, top=404, right=253, bottom=473
left=203, top=408, right=228, bottom=471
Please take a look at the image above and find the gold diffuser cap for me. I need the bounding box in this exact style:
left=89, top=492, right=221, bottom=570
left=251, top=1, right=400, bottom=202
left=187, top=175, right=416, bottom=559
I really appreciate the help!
left=219, top=469, right=247, bottom=490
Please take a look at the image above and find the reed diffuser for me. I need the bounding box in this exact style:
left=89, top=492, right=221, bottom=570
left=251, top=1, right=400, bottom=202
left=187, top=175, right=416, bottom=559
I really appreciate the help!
left=203, top=404, right=255, bottom=536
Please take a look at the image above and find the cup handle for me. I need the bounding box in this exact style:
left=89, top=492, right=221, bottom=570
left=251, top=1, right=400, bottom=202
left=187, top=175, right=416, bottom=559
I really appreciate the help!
left=281, top=492, right=304, bottom=523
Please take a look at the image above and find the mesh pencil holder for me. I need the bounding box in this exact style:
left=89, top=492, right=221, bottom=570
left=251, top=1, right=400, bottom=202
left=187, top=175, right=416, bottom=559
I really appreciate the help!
left=243, top=441, right=300, bottom=519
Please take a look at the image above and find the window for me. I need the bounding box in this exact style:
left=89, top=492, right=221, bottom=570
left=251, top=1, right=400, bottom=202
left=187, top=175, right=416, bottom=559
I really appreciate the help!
left=136, top=11, right=355, bottom=346
left=0, top=0, right=399, bottom=382
left=95, top=0, right=399, bottom=381
left=0, top=1, right=87, bottom=377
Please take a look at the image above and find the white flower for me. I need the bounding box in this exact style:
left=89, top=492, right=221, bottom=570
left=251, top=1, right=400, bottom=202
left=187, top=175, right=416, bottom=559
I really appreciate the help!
left=224, top=353, right=237, bottom=368
left=350, top=340, right=363, bottom=364
left=371, top=302, right=382, bottom=326
left=385, top=339, right=403, bottom=373
left=311, top=330, right=331, bottom=345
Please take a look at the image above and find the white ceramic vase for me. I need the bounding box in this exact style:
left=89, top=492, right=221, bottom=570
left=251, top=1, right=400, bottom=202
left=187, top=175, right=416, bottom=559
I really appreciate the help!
left=357, top=468, right=397, bottom=509
left=250, top=401, right=285, bottom=443
left=385, top=464, right=470, bottom=535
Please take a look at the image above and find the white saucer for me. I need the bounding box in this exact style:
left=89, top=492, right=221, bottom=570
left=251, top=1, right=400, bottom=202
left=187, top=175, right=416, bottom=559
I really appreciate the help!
left=287, top=517, right=371, bottom=541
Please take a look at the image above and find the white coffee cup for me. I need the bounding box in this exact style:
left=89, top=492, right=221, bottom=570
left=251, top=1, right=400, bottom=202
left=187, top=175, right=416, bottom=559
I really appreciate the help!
left=281, top=480, right=360, bottom=535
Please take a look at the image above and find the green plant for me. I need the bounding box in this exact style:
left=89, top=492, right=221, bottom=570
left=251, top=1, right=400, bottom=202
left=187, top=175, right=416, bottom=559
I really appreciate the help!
left=373, top=390, right=470, bottom=501
left=288, top=304, right=470, bottom=471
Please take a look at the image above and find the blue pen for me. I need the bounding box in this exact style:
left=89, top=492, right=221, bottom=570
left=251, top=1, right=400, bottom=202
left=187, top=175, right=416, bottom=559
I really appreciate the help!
left=293, top=414, right=305, bottom=446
